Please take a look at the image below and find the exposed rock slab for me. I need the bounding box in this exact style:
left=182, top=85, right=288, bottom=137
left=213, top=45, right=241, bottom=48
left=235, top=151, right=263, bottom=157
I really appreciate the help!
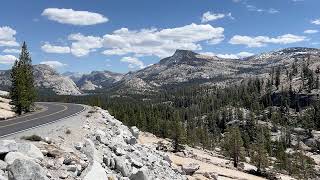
left=7, top=158, right=49, bottom=180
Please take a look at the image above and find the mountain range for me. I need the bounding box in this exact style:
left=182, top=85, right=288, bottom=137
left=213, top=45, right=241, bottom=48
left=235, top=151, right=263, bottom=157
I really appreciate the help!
left=0, top=47, right=319, bottom=95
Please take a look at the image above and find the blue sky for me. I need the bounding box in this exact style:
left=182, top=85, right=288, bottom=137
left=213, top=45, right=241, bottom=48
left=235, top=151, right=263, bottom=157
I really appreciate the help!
left=0, top=0, right=319, bottom=73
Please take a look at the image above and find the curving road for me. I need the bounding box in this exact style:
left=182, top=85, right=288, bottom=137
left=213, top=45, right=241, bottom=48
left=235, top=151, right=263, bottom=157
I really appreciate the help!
left=0, top=102, right=85, bottom=137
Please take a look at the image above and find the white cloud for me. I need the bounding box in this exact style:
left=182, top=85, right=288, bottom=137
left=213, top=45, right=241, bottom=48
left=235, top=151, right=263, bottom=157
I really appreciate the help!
left=42, top=34, right=103, bottom=57
left=40, top=60, right=67, bottom=68
left=233, top=0, right=278, bottom=14
left=120, top=56, right=145, bottom=69
left=41, top=43, right=70, bottom=54
left=0, top=26, right=19, bottom=47
left=201, top=11, right=225, bottom=23
left=3, top=48, right=20, bottom=54
left=200, top=52, right=216, bottom=57
left=304, top=29, right=318, bottom=34
left=237, top=51, right=255, bottom=58
left=311, top=19, right=320, bottom=25
left=246, top=5, right=279, bottom=14
left=201, top=51, right=254, bottom=59
left=267, top=8, right=279, bottom=14
left=217, top=54, right=239, bottom=59
left=102, top=23, right=224, bottom=58
left=68, top=33, right=103, bottom=57
left=0, top=55, right=17, bottom=64
left=229, top=34, right=307, bottom=47
left=42, top=8, right=108, bottom=26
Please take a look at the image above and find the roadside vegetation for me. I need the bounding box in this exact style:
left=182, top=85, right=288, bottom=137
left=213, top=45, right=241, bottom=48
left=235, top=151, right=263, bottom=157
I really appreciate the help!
left=10, top=42, right=37, bottom=115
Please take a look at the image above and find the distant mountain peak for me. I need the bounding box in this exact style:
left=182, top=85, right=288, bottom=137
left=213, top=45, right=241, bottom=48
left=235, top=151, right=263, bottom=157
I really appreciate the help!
left=172, top=49, right=198, bottom=58
left=159, top=49, right=202, bottom=66
left=76, top=70, right=124, bottom=91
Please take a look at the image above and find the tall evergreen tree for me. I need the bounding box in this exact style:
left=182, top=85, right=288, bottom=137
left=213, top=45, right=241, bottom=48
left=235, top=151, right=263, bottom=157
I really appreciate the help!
left=171, top=111, right=185, bottom=152
left=251, top=126, right=269, bottom=174
left=10, top=60, right=23, bottom=114
left=10, top=42, right=36, bottom=114
left=223, top=126, right=244, bottom=167
left=275, top=66, right=281, bottom=89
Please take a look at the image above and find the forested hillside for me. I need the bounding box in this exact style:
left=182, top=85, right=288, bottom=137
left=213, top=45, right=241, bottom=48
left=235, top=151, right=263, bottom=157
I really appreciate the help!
left=39, top=56, right=320, bottom=178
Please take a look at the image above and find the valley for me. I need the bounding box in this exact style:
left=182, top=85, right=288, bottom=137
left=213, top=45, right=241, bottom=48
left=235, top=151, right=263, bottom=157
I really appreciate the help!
left=33, top=47, right=320, bottom=179
left=1, top=1, right=320, bottom=179
left=1, top=46, right=320, bottom=180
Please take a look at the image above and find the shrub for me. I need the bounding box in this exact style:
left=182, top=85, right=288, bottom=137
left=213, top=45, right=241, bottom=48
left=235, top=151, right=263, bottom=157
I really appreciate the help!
left=21, top=134, right=42, bottom=141
left=65, top=128, right=72, bottom=134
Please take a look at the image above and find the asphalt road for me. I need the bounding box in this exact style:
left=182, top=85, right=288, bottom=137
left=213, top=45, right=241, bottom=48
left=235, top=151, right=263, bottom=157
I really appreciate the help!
left=0, top=102, right=85, bottom=137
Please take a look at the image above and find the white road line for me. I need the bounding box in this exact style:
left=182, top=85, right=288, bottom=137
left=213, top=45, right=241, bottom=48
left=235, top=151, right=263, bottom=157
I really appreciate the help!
left=0, top=103, right=48, bottom=122
left=0, top=104, right=68, bottom=129
left=0, top=103, right=86, bottom=138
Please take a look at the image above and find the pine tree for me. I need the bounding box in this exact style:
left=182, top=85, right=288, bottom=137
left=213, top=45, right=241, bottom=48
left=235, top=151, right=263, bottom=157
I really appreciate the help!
left=10, top=60, right=23, bottom=114
left=222, top=125, right=244, bottom=167
left=171, top=111, right=185, bottom=152
left=275, top=141, right=289, bottom=171
left=10, top=42, right=36, bottom=114
left=292, top=62, right=298, bottom=76
left=251, top=127, right=269, bottom=174
left=275, top=66, right=281, bottom=89
left=315, top=76, right=319, bottom=89
left=290, top=150, right=315, bottom=179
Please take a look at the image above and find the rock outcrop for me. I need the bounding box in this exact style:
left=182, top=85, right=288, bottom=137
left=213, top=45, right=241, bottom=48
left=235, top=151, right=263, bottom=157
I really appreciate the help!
left=0, top=65, right=81, bottom=95
left=182, top=163, right=200, bottom=175
left=7, top=158, right=49, bottom=180
left=33, top=65, right=82, bottom=95
left=79, top=107, right=186, bottom=179
left=0, top=96, right=15, bottom=120
left=0, top=106, right=186, bottom=180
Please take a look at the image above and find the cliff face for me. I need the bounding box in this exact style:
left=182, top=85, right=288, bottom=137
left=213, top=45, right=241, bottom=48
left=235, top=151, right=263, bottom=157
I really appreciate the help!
left=0, top=64, right=82, bottom=95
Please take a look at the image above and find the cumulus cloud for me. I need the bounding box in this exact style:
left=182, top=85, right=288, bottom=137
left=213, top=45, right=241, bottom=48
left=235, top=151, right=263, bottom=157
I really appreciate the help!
left=102, top=23, right=224, bottom=58
left=201, top=51, right=254, bottom=59
left=42, top=8, right=108, bottom=26
left=0, top=55, right=17, bottom=64
left=40, top=60, right=67, bottom=68
left=304, top=29, right=318, bottom=34
left=311, top=19, right=320, bottom=25
left=0, top=26, right=19, bottom=47
left=3, top=49, right=20, bottom=54
left=68, top=33, right=103, bottom=57
left=229, top=34, right=307, bottom=47
left=201, top=12, right=225, bottom=23
left=41, top=43, right=70, bottom=54
left=120, top=56, right=145, bottom=69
